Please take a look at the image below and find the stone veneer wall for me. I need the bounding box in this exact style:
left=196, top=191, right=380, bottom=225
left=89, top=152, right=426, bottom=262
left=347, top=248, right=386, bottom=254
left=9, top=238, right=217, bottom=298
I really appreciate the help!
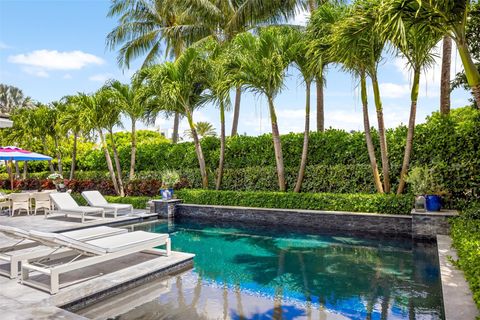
left=176, top=204, right=412, bottom=235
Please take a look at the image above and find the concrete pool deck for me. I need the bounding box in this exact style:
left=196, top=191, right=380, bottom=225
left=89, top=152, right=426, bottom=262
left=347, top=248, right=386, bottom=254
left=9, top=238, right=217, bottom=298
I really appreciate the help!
left=0, top=211, right=195, bottom=320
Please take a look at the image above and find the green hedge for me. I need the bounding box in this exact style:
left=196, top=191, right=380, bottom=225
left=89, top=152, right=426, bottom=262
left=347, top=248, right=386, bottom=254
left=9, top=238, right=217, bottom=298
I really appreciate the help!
left=176, top=189, right=414, bottom=215
left=451, top=210, right=480, bottom=309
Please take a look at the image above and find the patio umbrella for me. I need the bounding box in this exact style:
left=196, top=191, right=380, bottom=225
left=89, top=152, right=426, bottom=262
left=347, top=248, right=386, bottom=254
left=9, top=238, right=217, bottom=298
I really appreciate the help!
left=0, top=146, right=52, bottom=190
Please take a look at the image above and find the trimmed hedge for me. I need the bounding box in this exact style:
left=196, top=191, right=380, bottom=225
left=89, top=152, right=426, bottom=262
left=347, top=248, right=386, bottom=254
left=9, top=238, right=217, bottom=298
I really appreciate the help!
left=176, top=189, right=414, bottom=215
left=451, top=209, right=480, bottom=309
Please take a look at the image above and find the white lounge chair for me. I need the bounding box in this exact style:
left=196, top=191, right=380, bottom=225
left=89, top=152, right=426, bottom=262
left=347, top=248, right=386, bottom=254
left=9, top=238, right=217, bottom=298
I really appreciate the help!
left=0, top=225, right=127, bottom=279
left=21, top=230, right=171, bottom=294
left=49, top=193, right=105, bottom=223
left=81, top=191, right=133, bottom=218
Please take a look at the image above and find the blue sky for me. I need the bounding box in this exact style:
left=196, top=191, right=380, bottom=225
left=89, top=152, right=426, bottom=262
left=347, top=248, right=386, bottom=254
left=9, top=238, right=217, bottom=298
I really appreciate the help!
left=0, top=0, right=473, bottom=138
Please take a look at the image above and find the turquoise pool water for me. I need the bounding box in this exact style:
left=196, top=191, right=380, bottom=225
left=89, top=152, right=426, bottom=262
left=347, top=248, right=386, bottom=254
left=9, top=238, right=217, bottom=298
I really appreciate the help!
left=108, top=218, right=444, bottom=319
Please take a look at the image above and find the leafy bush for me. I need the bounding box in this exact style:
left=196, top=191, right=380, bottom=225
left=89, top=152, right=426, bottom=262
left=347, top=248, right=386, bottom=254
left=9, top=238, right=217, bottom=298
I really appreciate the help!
left=451, top=212, right=480, bottom=309
left=176, top=189, right=414, bottom=215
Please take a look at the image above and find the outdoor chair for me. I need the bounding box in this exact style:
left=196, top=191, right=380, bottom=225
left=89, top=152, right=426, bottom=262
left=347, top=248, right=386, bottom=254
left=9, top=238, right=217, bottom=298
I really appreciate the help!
left=0, top=193, right=10, bottom=214
left=32, top=192, right=51, bottom=216
left=81, top=191, right=133, bottom=218
left=21, top=230, right=171, bottom=294
left=0, top=225, right=127, bottom=279
left=49, top=193, right=104, bottom=223
left=10, top=193, right=30, bottom=216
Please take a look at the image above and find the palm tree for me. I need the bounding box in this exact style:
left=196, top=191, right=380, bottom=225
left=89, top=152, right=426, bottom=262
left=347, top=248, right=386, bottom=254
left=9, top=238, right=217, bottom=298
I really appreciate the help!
left=0, top=84, right=33, bottom=115
left=440, top=36, right=452, bottom=115
left=136, top=48, right=211, bottom=188
left=380, top=6, right=443, bottom=194
left=61, top=95, right=89, bottom=180
left=285, top=27, right=316, bottom=192
left=325, top=3, right=384, bottom=193
left=227, top=28, right=291, bottom=191
left=97, top=88, right=126, bottom=197
left=380, top=0, right=480, bottom=107
left=102, top=80, right=145, bottom=180
left=333, top=0, right=390, bottom=192
left=106, top=0, right=208, bottom=143
left=185, top=122, right=217, bottom=139
left=74, top=93, right=121, bottom=195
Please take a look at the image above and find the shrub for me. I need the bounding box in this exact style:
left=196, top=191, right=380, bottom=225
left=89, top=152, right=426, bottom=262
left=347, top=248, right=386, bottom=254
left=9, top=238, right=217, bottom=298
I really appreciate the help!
left=176, top=189, right=414, bottom=215
left=451, top=211, right=480, bottom=309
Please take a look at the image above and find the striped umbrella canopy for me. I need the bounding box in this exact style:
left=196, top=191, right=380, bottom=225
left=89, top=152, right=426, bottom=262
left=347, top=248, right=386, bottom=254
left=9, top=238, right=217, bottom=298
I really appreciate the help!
left=0, top=146, right=52, bottom=189
left=0, top=146, right=52, bottom=161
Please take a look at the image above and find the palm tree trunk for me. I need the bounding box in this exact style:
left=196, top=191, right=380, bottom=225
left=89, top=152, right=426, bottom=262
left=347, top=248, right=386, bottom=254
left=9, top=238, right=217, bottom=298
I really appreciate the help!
left=440, top=36, right=452, bottom=115
left=129, top=118, right=137, bottom=180
left=216, top=102, right=226, bottom=190
left=43, top=138, right=54, bottom=173
left=316, top=75, right=324, bottom=132
left=54, top=136, right=63, bottom=175
left=231, top=86, right=241, bottom=136
left=99, top=129, right=120, bottom=195
left=187, top=112, right=208, bottom=188
left=294, top=80, right=311, bottom=193
left=371, top=73, right=390, bottom=193
left=172, top=112, right=180, bottom=143
left=397, top=69, right=420, bottom=194
left=268, top=95, right=286, bottom=191
left=109, top=129, right=125, bottom=197
left=361, top=72, right=383, bottom=193
left=456, top=40, right=480, bottom=108
left=23, top=161, right=27, bottom=179
left=69, top=132, right=78, bottom=180
left=14, top=161, right=20, bottom=179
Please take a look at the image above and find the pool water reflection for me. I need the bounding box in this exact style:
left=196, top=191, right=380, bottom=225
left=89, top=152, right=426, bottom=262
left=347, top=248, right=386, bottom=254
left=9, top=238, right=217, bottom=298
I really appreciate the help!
left=83, top=218, right=444, bottom=320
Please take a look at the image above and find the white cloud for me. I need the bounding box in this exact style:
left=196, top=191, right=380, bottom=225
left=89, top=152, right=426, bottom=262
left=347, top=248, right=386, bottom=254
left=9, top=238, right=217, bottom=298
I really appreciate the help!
left=88, top=73, right=114, bottom=82
left=22, top=67, right=49, bottom=78
left=292, top=9, right=309, bottom=26
left=63, top=73, right=72, bottom=79
left=8, top=49, right=104, bottom=70
left=377, top=83, right=410, bottom=98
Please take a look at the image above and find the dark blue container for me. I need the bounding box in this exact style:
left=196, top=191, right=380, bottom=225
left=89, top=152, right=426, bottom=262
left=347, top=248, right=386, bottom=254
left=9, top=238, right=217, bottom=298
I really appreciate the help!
left=160, top=188, right=174, bottom=200
left=425, top=195, right=442, bottom=211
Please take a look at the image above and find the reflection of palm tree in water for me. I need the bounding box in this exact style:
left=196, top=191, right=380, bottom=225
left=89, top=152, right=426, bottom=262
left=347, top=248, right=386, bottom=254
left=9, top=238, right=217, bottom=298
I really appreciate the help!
left=273, top=250, right=285, bottom=319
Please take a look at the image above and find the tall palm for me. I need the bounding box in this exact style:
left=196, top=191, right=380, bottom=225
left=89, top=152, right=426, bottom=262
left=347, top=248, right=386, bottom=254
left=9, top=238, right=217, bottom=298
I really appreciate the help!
left=74, top=93, right=121, bottom=195
left=285, top=27, right=316, bottom=192
left=61, top=95, right=88, bottom=180
left=326, top=4, right=384, bottom=193
left=380, top=0, right=480, bottom=107
left=0, top=84, right=33, bottom=115
left=103, top=80, right=145, bottom=180
left=106, top=0, right=208, bottom=143
left=440, top=36, right=452, bottom=115
left=333, top=0, right=390, bottom=192
left=227, top=28, right=291, bottom=191
left=97, top=88, right=125, bottom=197
left=136, top=47, right=210, bottom=188
left=199, top=42, right=232, bottom=189
left=380, top=8, right=443, bottom=194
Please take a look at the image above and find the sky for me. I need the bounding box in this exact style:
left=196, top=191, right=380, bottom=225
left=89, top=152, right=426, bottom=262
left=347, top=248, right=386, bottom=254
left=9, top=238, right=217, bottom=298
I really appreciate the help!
left=0, top=0, right=474, bottom=139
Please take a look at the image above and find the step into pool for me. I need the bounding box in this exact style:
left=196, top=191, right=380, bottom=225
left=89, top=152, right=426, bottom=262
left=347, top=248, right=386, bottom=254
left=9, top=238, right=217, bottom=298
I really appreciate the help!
left=75, top=217, right=444, bottom=320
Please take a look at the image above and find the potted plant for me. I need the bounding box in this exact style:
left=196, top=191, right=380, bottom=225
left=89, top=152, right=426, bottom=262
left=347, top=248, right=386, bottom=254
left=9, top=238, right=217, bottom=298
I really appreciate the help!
left=406, top=166, right=447, bottom=212
left=47, top=173, right=67, bottom=192
left=160, top=169, right=180, bottom=200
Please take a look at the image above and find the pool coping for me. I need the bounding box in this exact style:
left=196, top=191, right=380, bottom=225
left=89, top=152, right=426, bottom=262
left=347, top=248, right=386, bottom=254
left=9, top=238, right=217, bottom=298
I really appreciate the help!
left=437, top=235, right=479, bottom=320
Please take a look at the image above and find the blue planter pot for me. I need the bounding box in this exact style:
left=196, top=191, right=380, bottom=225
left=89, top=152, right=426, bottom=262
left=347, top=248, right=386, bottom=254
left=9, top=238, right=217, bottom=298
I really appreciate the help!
left=160, top=188, right=174, bottom=200
left=425, top=195, right=442, bottom=211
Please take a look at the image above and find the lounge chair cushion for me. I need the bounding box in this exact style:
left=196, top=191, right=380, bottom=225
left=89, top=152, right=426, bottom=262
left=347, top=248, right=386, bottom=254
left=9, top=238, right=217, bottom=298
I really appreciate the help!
left=85, top=231, right=169, bottom=253
left=81, top=191, right=109, bottom=206
left=0, top=225, right=30, bottom=239
left=61, top=226, right=127, bottom=240
left=29, top=230, right=107, bottom=255
left=50, top=193, right=79, bottom=209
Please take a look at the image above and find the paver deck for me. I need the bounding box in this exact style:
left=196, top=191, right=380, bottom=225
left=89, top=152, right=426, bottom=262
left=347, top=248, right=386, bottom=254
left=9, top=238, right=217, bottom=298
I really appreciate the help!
left=0, top=211, right=194, bottom=320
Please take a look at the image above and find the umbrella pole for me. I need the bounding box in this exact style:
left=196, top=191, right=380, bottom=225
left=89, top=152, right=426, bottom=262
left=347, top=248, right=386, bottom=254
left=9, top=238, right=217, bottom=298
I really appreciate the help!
left=8, top=160, right=13, bottom=190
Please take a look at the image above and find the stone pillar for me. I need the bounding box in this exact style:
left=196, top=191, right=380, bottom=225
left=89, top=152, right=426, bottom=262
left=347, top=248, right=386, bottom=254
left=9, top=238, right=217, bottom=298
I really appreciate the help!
left=151, top=199, right=183, bottom=218
left=411, top=210, right=458, bottom=238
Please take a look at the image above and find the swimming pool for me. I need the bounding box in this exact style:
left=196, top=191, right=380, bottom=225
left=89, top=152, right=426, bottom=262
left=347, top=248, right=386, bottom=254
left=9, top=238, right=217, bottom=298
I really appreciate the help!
left=78, top=217, right=444, bottom=319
